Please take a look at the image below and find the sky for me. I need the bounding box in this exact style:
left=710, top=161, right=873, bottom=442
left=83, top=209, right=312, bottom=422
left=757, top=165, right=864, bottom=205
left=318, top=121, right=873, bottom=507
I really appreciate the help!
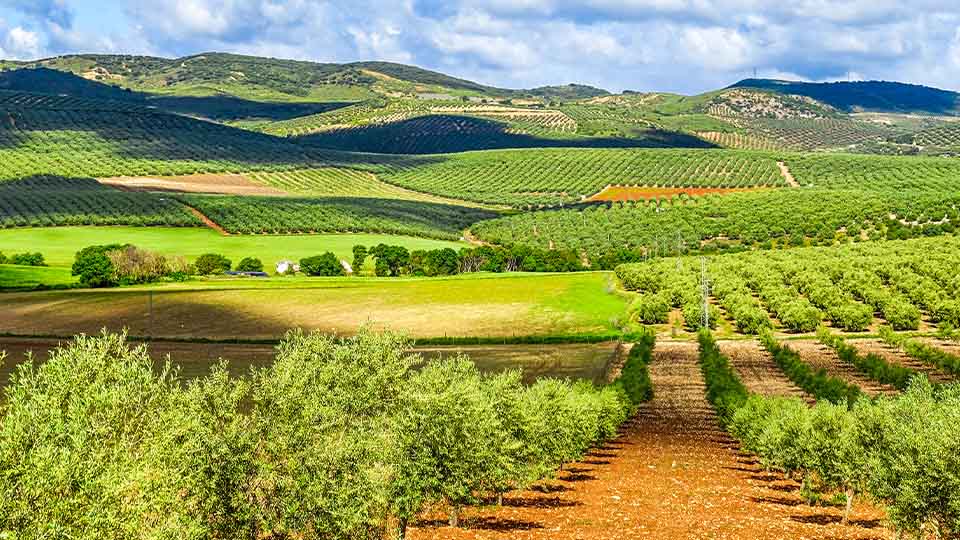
left=1, top=0, right=959, bottom=94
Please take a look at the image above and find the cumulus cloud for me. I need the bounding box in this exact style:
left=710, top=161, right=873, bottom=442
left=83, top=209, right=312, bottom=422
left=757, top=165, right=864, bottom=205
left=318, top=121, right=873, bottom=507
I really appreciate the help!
left=4, top=0, right=960, bottom=94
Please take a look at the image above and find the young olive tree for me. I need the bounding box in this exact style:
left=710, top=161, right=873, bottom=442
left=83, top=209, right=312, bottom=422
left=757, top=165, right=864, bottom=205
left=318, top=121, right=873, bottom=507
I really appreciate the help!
left=248, top=328, right=419, bottom=540
left=388, top=357, right=501, bottom=534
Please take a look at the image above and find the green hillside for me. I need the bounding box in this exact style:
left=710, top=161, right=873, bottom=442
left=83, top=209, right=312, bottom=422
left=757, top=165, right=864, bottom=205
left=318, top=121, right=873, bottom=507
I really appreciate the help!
left=731, top=78, right=960, bottom=115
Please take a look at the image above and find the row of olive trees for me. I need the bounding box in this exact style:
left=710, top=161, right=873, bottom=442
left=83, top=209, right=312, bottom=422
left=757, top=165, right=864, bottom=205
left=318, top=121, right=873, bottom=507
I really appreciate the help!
left=699, top=331, right=960, bottom=538
left=0, top=329, right=651, bottom=539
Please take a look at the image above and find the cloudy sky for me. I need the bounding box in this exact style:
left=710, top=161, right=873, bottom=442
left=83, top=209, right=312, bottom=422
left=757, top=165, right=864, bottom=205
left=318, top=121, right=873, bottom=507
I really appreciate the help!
left=1, top=0, right=959, bottom=94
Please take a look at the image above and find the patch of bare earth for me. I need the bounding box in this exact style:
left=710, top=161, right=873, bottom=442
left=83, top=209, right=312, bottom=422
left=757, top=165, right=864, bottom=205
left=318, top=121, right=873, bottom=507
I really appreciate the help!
left=916, top=337, right=960, bottom=359
left=719, top=339, right=813, bottom=402
left=776, top=161, right=800, bottom=187
left=408, top=340, right=886, bottom=540
left=787, top=340, right=898, bottom=397
left=182, top=204, right=229, bottom=235
left=99, top=173, right=287, bottom=196
left=849, top=338, right=956, bottom=384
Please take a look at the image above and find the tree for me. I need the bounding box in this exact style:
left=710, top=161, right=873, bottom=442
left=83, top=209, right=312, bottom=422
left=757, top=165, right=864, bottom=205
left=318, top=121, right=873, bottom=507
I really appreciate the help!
left=370, top=244, right=409, bottom=277
left=235, top=257, right=264, bottom=272
left=425, top=248, right=460, bottom=276
left=351, top=245, right=368, bottom=274
left=72, top=244, right=126, bottom=287
left=300, top=252, right=344, bottom=276
left=389, top=358, right=501, bottom=533
left=10, top=252, right=45, bottom=266
left=106, top=246, right=170, bottom=284
left=250, top=329, right=418, bottom=538
left=194, top=253, right=232, bottom=275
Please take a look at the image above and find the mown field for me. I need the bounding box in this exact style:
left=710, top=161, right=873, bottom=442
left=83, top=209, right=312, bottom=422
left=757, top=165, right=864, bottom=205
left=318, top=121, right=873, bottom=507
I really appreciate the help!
left=0, top=272, right=627, bottom=340
left=0, top=226, right=466, bottom=270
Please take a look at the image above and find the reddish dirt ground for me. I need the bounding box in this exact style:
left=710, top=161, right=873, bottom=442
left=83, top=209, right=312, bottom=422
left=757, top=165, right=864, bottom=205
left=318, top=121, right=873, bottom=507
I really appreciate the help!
left=99, top=173, right=286, bottom=196
left=720, top=339, right=814, bottom=403
left=786, top=340, right=898, bottom=397
left=408, top=340, right=887, bottom=540
left=850, top=338, right=956, bottom=384
left=586, top=185, right=766, bottom=202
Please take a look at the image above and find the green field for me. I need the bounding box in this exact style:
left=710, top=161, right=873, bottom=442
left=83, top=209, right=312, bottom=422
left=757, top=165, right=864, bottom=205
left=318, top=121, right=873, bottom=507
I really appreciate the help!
left=0, top=227, right=466, bottom=270
left=0, top=264, right=77, bottom=289
left=1, top=272, right=627, bottom=339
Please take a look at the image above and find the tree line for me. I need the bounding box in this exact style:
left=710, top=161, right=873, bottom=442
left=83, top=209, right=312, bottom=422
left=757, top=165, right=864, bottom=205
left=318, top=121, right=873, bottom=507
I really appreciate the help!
left=0, top=328, right=655, bottom=539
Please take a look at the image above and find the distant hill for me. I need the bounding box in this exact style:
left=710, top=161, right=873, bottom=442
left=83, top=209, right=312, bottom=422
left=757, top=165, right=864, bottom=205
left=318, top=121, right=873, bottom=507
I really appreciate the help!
left=528, top=84, right=610, bottom=100
left=0, top=66, right=143, bottom=102
left=731, top=79, right=960, bottom=115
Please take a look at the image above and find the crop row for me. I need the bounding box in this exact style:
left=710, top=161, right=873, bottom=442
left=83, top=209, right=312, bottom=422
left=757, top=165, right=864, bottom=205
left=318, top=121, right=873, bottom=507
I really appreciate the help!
left=182, top=194, right=497, bottom=240
left=616, top=236, right=960, bottom=334
left=381, top=148, right=784, bottom=206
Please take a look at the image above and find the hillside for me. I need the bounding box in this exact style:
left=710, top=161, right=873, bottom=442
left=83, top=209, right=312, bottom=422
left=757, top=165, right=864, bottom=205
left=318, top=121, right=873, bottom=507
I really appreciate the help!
left=731, top=78, right=960, bottom=115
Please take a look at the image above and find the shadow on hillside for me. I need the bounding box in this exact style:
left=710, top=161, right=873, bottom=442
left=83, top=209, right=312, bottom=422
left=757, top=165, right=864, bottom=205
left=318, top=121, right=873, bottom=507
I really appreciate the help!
left=296, top=114, right=718, bottom=154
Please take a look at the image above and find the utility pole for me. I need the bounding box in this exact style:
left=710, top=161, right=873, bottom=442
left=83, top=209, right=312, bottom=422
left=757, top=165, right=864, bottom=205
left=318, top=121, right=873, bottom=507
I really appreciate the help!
left=148, top=290, right=153, bottom=340
left=700, top=257, right=711, bottom=330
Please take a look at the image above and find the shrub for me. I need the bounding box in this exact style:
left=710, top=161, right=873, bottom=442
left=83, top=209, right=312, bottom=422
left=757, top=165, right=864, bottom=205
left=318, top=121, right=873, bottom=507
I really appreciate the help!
left=300, top=252, right=345, bottom=276
left=194, top=253, right=232, bottom=275
left=632, top=293, right=670, bottom=324
left=72, top=244, right=126, bottom=287
left=882, top=297, right=921, bottom=331
left=351, top=245, right=368, bottom=274
left=107, top=246, right=170, bottom=284
left=235, top=257, right=264, bottom=273
left=9, top=252, right=46, bottom=266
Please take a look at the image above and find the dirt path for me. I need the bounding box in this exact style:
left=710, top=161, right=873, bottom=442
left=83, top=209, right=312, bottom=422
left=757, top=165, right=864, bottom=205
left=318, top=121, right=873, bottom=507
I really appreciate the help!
left=183, top=204, right=230, bottom=236
left=462, top=228, right=490, bottom=246
left=787, top=340, right=898, bottom=397
left=720, top=339, right=813, bottom=402
left=850, top=338, right=956, bottom=384
left=777, top=161, right=800, bottom=187
left=409, top=340, right=886, bottom=540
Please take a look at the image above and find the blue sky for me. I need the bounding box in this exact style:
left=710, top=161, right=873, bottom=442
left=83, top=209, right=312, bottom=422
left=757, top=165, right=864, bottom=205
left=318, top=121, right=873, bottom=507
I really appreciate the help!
left=1, top=1, right=959, bottom=94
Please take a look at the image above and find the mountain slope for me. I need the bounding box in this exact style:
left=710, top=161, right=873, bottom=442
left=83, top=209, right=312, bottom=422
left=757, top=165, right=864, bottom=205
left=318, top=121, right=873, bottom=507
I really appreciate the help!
left=731, top=79, right=960, bottom=115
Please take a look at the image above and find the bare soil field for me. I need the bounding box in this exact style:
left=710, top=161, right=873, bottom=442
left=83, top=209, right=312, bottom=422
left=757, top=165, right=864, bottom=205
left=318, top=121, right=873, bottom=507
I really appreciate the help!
left=719, top=339, right=813, bottom=402
left=0, top=337, right=618, bottom=388
left=586, top=185, right=765, bottom=202
left=99, top=173, right=287, bottom=196
left=787, top=340, right=898, bottom=397
left=849, top=338, right=956, bottom=384
left=408, top=340, right=887, bottom=540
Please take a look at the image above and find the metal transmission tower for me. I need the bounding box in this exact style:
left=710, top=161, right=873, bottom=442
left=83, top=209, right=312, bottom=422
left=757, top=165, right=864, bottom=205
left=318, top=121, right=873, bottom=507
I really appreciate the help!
left=700, top=257, right=711, bottom=329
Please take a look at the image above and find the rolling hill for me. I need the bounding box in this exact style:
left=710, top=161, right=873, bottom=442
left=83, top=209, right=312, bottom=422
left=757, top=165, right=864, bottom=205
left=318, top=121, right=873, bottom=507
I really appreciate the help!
left=731, top=78, right=960, bottom=115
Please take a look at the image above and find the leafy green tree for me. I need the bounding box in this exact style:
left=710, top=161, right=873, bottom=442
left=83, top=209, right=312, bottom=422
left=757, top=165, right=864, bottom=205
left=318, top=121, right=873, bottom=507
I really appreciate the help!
left=425, top=248, right=460, bottom=276
left=235, top=257, right=264, bottom=272
left=351, top=245, right=368, bottom=274
left=10, top=252, right=45, bottom=266
left=71, top=244, right=126, bottom=287
left=194, top=253, right=232, bottom=275
left=300, top=252, right=345, bottom=276
left=389, top=358, right=501, bottom=532
left=370, top=244, right=409, bottom=277
left=249, top=329, right=418, bottom=539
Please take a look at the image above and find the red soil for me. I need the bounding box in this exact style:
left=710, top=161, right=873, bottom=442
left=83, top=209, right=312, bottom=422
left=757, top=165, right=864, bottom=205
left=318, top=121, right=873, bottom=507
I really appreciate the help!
left=409, top=340, right=887, bottom=540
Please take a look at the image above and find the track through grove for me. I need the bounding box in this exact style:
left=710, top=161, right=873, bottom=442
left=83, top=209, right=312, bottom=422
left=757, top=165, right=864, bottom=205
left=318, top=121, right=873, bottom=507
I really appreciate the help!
left=409, top=340, right=886, bottom=539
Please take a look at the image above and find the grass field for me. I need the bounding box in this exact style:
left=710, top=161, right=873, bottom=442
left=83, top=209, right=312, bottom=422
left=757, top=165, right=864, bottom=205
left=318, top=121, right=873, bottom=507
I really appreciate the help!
left=0, top=227, right=466, bottom=270
left=0, top=264, right=77, bottom=289
left=0, top=272, right=626, bottom=340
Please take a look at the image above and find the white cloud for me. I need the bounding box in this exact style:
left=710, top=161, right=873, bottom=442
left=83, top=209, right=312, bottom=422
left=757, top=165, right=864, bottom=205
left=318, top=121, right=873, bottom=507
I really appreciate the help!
left=5, top=0, right=960, bottom=94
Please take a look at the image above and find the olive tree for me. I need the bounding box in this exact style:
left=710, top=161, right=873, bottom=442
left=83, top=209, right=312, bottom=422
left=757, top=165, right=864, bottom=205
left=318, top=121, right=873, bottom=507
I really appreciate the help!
left=388, top=358, right=501, bottom=534
left=248, top=328, right=419, bottom=539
